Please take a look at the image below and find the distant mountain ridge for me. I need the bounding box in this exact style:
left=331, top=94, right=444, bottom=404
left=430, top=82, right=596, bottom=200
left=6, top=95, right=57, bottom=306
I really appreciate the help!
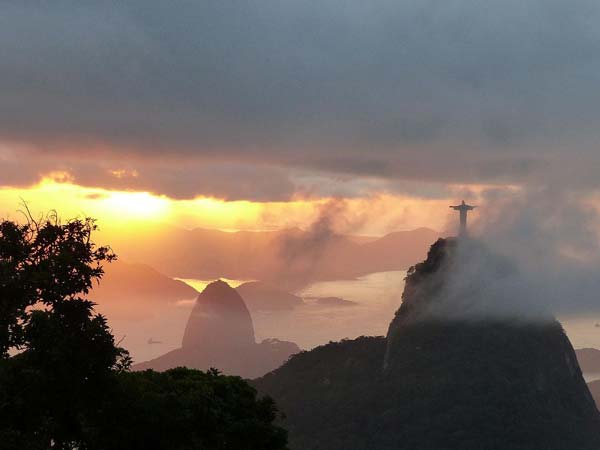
left=108, top=226, right=439, bottom=287
left=576, top=348, right=600, bottom=409
left=134, top=280, right=300, bottom=378
left=577, top=348, right=600, bottom=374
left=89, top=260, right=199, bottom=320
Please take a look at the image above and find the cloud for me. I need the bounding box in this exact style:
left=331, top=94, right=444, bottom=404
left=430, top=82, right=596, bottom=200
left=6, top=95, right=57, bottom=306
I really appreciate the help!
left=397, top=188, right=600, bottom=322
left=0, top=152, right=297, bottom=201
left=467, top=187, right=600, bottom=315
left=2, top=1, right=600, bottom=199
left=278, top=198, right=349, bottom=262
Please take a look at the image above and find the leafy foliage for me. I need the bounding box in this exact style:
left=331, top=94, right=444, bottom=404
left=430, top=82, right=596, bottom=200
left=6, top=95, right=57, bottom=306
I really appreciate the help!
left=0, top=211, right=116, bottom=357
left=93, top=368, right=288, bottom=450
left=257, top=326, right=600, bottom=450
left=253, top=336, right=387, bottom=450
left=0, top=211, right=128, bottom=449
left=0, top=211, right=288, bottom=450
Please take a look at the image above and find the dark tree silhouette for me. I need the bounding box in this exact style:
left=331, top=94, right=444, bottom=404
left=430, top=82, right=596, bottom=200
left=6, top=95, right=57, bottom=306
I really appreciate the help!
left=93, top=367, right=288, bottom=450
left=0, top=209, right=117, bottom=357
left=0, top=210, right=288, bottom=450
left=0, top=210, right=129, bottom=449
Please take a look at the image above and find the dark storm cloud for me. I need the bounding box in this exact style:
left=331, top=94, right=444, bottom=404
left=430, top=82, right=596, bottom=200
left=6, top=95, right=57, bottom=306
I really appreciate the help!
left=2, top=0, right=600, bottom=199
left=0, top=152, right=296, bottom=201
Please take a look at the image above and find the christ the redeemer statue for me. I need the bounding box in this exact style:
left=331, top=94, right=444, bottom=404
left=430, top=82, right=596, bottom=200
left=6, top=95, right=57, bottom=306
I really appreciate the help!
left=450, top=200, right=476, bottom=237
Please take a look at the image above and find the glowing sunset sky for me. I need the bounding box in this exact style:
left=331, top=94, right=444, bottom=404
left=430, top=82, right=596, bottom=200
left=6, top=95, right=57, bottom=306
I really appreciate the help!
left=2, top=1, right=600, bottom=236
left=0, top=175, right=468, bottom=236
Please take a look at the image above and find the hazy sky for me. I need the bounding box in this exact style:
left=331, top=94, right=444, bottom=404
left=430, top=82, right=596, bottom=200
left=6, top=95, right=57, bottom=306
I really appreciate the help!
left=2, top=0, right=600, bottom=206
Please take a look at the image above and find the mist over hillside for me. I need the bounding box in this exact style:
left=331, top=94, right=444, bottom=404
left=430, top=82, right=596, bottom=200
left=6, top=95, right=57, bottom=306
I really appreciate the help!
left=255, top=238, right=600, bottom=450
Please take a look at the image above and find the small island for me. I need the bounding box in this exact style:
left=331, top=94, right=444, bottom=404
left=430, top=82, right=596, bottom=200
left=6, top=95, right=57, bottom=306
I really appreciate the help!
left=308, top=296, right=358, bottom=307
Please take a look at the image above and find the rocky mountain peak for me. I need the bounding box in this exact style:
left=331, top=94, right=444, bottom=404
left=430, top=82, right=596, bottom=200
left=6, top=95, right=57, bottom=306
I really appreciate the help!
left=182, top=280, right=255, bottom=349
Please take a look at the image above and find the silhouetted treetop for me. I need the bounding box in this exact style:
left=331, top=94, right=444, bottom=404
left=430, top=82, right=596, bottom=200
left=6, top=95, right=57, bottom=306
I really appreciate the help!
left=0, top=210, right=115, bottom=357
left=0, top=210, right=288, bottom=450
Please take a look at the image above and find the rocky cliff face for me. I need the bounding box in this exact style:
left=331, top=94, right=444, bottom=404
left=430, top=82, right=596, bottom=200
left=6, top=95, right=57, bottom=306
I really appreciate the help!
left=382, top=239, right=599, bottom=449
left=135, top=280, right=299, bottom=378
left=182, top=279, right=255, bottom=350
left=255, top=238, right=600, bottom=450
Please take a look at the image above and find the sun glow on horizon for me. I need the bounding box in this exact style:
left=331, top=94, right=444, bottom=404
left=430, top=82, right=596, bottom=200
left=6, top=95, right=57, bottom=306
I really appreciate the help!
left=0, top=178, right=172, bottom=225
left=0, top=177, right=462, bottom=236
left=0, top=178, right=323, bottom=232
left=99, top=191, right=170, bottom=220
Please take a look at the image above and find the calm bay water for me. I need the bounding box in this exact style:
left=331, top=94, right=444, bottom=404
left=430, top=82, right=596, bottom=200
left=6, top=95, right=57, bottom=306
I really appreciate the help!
left=253, top=271, right=407, bottom=349
left=108, top=270, right=600, bottom=365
